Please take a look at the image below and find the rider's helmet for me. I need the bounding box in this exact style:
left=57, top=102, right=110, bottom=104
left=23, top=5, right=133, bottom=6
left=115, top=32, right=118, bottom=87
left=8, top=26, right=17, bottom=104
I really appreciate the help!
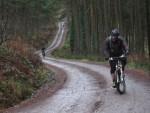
left=111, top=28, right=120, bottom=42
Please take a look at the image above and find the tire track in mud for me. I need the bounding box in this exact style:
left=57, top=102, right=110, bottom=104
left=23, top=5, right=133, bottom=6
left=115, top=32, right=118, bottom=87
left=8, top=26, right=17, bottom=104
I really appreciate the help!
left=49, top=58, right=150, bottom=113
left=4, top=58, right=107, bottom=113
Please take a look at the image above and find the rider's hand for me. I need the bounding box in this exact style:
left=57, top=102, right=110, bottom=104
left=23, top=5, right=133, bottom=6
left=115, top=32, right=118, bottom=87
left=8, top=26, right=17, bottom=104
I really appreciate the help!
left=120, top=54, right=125, bottom=57
left=125, top=50, right=129, bottom=56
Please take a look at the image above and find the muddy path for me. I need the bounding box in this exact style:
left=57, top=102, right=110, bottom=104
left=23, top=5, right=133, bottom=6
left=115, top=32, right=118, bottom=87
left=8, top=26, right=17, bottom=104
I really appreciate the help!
left=3, top=19, right=150, bottom=113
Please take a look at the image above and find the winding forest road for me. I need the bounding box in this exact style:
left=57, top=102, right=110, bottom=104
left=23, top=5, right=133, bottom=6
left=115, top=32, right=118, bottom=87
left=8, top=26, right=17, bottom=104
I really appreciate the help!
left=4, top=20, right=150, bottom=113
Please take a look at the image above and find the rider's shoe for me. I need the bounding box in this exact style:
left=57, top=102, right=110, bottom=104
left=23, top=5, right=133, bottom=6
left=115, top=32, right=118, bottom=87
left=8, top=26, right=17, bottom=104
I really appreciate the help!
left=112, top=81, right=116, bottom=88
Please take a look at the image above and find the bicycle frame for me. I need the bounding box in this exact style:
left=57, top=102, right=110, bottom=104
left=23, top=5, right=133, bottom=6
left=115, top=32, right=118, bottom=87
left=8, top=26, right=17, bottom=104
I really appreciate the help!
left=115, top=59, right=124, bottom=83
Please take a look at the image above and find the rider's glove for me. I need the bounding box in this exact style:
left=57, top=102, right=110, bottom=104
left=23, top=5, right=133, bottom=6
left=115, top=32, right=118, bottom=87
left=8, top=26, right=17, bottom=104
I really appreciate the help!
left=125, top=50, right=129, bottom=56
left=120, top=54, right=125, bottom=58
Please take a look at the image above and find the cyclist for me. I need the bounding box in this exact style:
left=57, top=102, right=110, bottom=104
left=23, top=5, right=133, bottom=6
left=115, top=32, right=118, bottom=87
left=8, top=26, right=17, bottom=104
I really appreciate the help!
left=41, top=47, right=46, bottom=58
left=103, top=28, right=129, bottom=87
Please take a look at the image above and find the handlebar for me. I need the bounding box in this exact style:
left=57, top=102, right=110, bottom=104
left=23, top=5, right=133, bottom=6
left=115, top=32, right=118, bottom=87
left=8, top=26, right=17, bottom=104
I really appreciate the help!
left=109, top=55, right=126, bottom=61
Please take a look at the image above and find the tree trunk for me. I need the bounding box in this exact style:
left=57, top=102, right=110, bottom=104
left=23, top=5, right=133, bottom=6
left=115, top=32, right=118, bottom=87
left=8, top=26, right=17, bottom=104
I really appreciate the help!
left=145, top=0, right=150, bottom=57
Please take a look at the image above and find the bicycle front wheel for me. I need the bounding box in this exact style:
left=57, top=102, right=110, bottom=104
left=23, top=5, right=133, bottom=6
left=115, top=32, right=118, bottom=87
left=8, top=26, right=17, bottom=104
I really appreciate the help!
left=117, top=78, right=126, bottom=94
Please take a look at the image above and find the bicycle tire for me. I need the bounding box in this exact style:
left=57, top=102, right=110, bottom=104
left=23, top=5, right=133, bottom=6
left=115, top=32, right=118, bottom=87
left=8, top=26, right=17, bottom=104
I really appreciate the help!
left=117, top=78, right=126, bottom=94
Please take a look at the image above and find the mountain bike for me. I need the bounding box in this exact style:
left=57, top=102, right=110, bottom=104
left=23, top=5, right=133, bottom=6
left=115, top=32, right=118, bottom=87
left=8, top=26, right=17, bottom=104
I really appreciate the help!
left=109, top=55, right=126, bottom=94
left=41, top=48, right=46, bottom=58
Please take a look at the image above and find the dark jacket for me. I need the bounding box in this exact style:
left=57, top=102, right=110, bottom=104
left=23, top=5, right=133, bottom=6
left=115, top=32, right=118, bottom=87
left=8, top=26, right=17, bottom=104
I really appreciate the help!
left=104, top=36, right=129, bottom=58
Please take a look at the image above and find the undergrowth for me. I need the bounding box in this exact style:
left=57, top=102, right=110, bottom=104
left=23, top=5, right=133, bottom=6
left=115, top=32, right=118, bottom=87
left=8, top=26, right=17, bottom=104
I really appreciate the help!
left=0, top=39, right=54, bottom=109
